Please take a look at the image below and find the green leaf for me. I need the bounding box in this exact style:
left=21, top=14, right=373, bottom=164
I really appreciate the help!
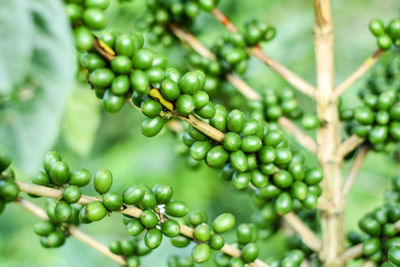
left=0, top=0, right=76, bottom=174
left=63, top=88, right=101, bottom=157
left=0, top=0, right=34, bottom=95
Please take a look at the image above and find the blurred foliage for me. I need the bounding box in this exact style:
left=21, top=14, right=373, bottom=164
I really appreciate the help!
left=1, top=0, right=400, bottom=266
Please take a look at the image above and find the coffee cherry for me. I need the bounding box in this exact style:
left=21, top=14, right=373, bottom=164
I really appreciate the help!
left=141, top=117, right=164, bottom=137
left=290, top=181, right=308, bottom=201
left=227, top=110, right=245, bottom=132
left=49, top=161, right=70, bottom=185
left=111, top=75, right=130, bottom=96
left=377, top=34, right=393, bottom=51
left=66, top=3, right=83, bottom=24
left=145, top=228, right=163, bottom=249
left=190, top=141, right=212, bottom=161
left=140, top=210, right=159, bottom=228
left=0, top=179, right=18, bottom=202
left=120, top=239, right=135, bottom=256
left=146, top=67, right=165, bottom=83
left=176, top=94, right=195, bottom=116
left=126, top=220, right=144, bottom=236
left=103, top=192, right=123, bottom=211
left=171, top=235, right=191, bottom=247
left=209, top=234, right=224, bottom=250
left=241, top=243, right=258, bottom=263
left=241, top=136, right=262, bottom=153
left=81, top=53, right=106, bottom=71
left=132, top=48, right=154, bottom=70
left=288, top=162, right=305, bottom=180
left=390, top=122, right=400, bottom=141
left=232, top=171, right=251, bottom=189
left=33, top=220, right=54, bottom=236
left=193, top=91, right=209, bottom=110
left=302, top=192, right=318, bottom=209
left=79, top=206, right=91, bottom=224
left=139, top=192, right=157, bottom=210
left=273, top=171, right=293, bottom=188
left=304, top=169, right=323, bottom=185
left=44, top=151, right=61, bottom=174
left=301, top=114, right=321, bottom=129
left=194, top=223, right=211, bottom=242
left=123, top=185, right=145, bottom=205
left=275, top=192, right=293, bottom=215
left=223, top=132, right=241, bottom=152
left=230, top=257, right=245, bottom=267
left=236, top=223, right=253, bottom=243
left=103, top=90, right=125, bottom=114
left=369, top=19, right=385, bottom=36
left=90, top=68, right=115, bottom=88
left=359, top=217, right=381, bottom=236
left=69, top=168, right=91, bottom=187
left=196, top=102, right=216, bottom=119
left=83, top=8, right=107, bottom=30
left=161, top=79, right=180, bottom=101
left=192, top=243, right=211, bottom=263
left=161, top=219, right=180, bottom=237
left=263, top=129, right=283, bottom=147
left=251, top=170, right=268, bottom=188
left=369, top=125, right=388, bottom=144
left=47, top=230, right=66, bottom=248
left=166, top=201, right=188, bottom=217
left=230, top=150, right=248, bottom=172
left=141, top=99, right=162, bottom=118
left=86, top=201, right=107, bottom=221
left=179, top=72, right=201, bottom=95
left=152, top=184, right=173, bottom=204
left=126, top=256, right=140, bottom=267
left=74, top=27, right=94, bottom=51
left=63, top=185, right=82, bottom=203
left=362, top=237, right=381, bottom=256
left=111, top=55, right=132, bottom=74
left=116, top=34, right=136, bottom=57
left=55, top=201, right=72, bottom=222
left=383, top=223, right=397, bottom=237
left=94, top=168, right=113, bottom=194
left=389, top=246, right=400, bottom=265
left=206, top=146, right=229, bottom=168
left=388, top=19, right=400, bottom=40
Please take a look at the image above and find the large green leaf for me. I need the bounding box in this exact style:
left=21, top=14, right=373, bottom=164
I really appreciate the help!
left=0, top=0, right=76, bottom=174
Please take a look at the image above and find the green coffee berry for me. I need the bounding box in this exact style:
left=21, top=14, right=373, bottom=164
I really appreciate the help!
left=69, top=169, right=91, bottom=187
left=165, top=201, right=188, bottom=217
left=140, top=210, right=159, bottom=228
left=63, top=185, right=82, bottom=203
left=145, top=228, right=163, bottom=249
left=94, top=168, right=113, bottom=194
left=103, top=192, right=123, bottom=211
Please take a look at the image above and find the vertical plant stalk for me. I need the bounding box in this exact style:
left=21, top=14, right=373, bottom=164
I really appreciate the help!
left=313, top=0, right=344, bottom=266
left=15, top=198, right=127, bottom=265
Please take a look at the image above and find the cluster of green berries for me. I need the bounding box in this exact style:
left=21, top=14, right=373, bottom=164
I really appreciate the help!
left=109, top=237, right=148, bottom=267
left=140, top=0, right=220, bottom=46
left=65, top=0, right=110, bottom=51
left=347, top=175, right=400, bottom=264
left=369, top=19, right=400, bottom=51
left=249, top=89, right=320, bottom=129
left=179, top=106, right=323, bottom=215
left=341, top=53, right=400, bottom=152
left=0, top=153, right=19, bottom=215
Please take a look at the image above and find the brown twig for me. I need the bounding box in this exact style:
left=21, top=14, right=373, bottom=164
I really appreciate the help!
left=178, top=114, right=225, bottom=142
left=168, top=23, right=317, bottom=154
left=342, top=146, right=369, bottom=196
left=283, top=212, right=322, bottom=251
left=337, top=135, right=365, bottom=159
left=15, top=198, right=126, bottom=265
left=278, top=117, right=318, bottom=155
left=333, top=49, right=383, bottom=99
left=15, top=180, right=269, bottom=267
left=211, top=9, right=316, bottom=98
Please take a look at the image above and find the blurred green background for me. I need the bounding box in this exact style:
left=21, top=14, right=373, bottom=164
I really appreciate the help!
left=1, top=0, right=400, bottom=266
